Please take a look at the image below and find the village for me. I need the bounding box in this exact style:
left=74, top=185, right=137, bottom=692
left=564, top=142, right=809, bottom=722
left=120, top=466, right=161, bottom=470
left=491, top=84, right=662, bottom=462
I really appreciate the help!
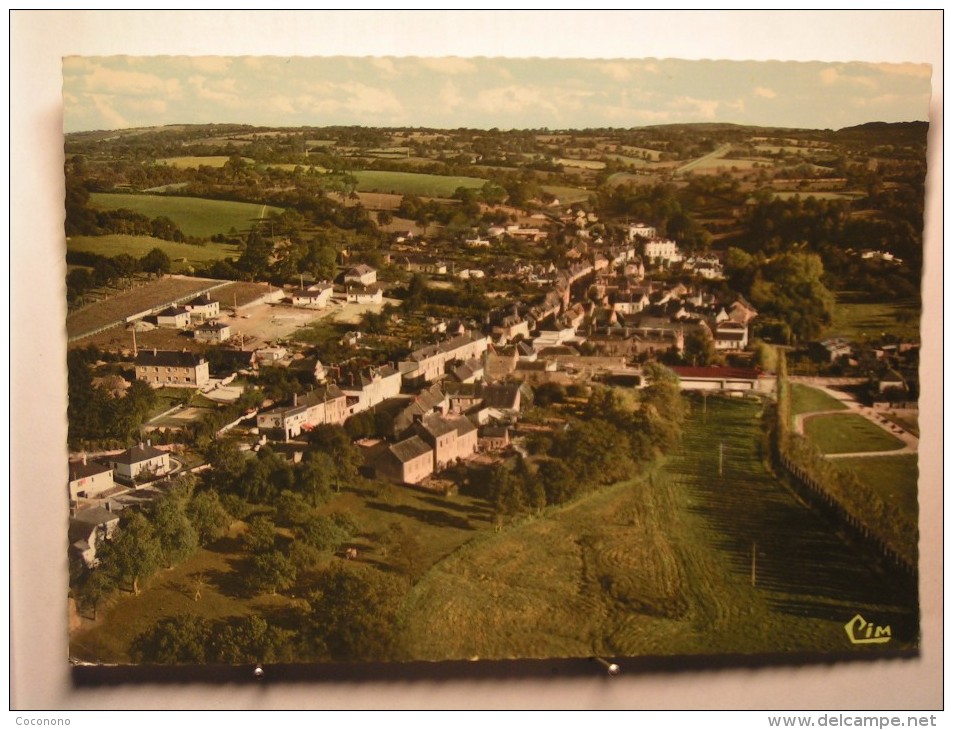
left=60, top=116, right=925, bottom=666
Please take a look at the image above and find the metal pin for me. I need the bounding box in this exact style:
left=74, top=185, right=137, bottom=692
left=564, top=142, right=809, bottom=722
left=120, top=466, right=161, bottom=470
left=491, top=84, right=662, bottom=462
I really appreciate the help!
left=594, top=657, right=621, bottom=676
left=254, top=664, right=264, bottom=679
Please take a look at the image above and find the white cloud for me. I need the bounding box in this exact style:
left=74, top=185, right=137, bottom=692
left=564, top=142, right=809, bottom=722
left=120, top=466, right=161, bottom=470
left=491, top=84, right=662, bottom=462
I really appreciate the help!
left=82, top=65, right=180, bottom=98
left=89, top=94, right=129, bottom=129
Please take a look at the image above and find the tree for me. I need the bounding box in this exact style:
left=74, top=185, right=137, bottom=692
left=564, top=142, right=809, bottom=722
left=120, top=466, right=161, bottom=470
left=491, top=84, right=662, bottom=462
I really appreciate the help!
left=683, top=327, right=717, bottom=366
left=243, top=515, right=278, bottom=553
left=304, top=567, right=407, bottom=661
left=151, top=495, right=199, bottom=567
left=249, top=549, right=297, bottom=595
left=140, top=247, right=172, bottom=276
left=103, top=511, right=161, bottom=595
left=295, top=451, right=335, bottom=507
left=749, top=252, right=835, bottom=343
left=131, top=614, right=210, bottom=664
left=189, top=490, right=232, bottom=546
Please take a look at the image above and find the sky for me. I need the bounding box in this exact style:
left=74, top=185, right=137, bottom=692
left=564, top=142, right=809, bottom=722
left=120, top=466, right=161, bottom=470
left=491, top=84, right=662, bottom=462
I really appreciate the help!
left=62, top=55, right=932, bottom=134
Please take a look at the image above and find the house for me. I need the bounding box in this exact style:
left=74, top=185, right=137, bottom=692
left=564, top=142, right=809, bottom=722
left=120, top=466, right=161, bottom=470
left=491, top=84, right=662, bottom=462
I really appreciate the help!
left=713, top=321, right=749, bottom=351
left=256, top=385, right=348, bottom=441
left=255, top=346, right=288, bottom=364
left=452, top=358, right=484, bottom=384
left=69, top=506, right=120, bottom=568
left=156, top=306, right=190, bottom=329
left=185, top=294, right=220, bottom=322
left=135, top=349, right=210, bottom=388
left=628, top=223, right=658, bottom=241
left=400, top=331, right=490, bottom=385
left=109, top=443, right=171, bottom=483
left=344, top=264, right=377, bottom=286
left=194, top=321, right=232, bottom=343
left=410, top=413, right=478, bottom=470
left=68, top=458, right=114, bottom=502
left=345, top=284, right=384, bottom=305
left=482, top=382, right=522, bottom=412
left=377, top=436, right=434, bottom=485
left=339, top=365, right=402, bottom=416
left=813, top=338, right=852, bottom=363
left=479, top=425, right=511, bottom=451
left=391, top=384, right=449, bottom=436
left=291, top=282, right=333, bottom=308
left=643, top=237, right=682, bottom=266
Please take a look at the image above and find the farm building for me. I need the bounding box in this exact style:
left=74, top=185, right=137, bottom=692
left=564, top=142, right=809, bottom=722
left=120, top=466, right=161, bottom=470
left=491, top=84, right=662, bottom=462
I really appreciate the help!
left=156, top=306, right=190, bottom=329
left=135, top=349, right=210, bottom=388
left=669, top=365, right=771, bottom=393
left=256, top=385, right=348, bottom=441
left=344, top=264, right=377, bottom=286
left=345, top=284, right=383, bottom=305
left=185, top=294, right=220, bottom=322
left=69, top=506, right=121, bottom=568
left=291, top=282, right=333, bottom=309
left=194, top=321, right=232, bottom=343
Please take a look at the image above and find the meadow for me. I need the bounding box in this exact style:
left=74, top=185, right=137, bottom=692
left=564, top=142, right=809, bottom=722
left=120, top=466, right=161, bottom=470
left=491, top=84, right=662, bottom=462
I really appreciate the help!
left=836, top=454, right=919, bottom=526
left=789, top=383, right=848, bottom=415
left=68, top=235, right=240, bottom=268
left=88, top=193, right=283, bottom=238
left=351, top=170, right=486, bottom=197
left=400, top=397, right=918, bottom=659
left=156, top=156, right=254, bottom=169
left=829, top=293, right=921, bottom=342
left=803, top=413, right=906, bottom=455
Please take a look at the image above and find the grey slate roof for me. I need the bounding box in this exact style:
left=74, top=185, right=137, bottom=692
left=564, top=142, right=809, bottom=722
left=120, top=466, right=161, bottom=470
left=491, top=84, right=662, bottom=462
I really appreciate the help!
left=389, top=436, right=433, bottom=463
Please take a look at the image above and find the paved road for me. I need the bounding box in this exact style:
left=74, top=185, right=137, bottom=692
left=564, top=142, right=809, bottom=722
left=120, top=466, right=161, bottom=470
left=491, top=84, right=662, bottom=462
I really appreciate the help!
left=789, top=377, right=918, bottom=458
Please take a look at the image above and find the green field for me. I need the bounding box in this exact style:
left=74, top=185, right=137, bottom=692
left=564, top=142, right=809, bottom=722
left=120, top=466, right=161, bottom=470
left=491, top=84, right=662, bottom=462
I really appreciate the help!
left=88, top=193, right=283, bottom=238
left=68, top=235, right=240, bottom=270
left=837, top=454, right=918, bottom=526
left=556, top=158, right=606, bottom=170
left=803, top=413, right=906, bottom=454
left=70, top=397, right=918, bottom=663
left=351, top=170, right=487, bottom=197
left=828, top=293, right=921, bottom=342
left=790, top=383, right=848, bottom=415
left=157, top=156, right=254, bottom=169
left=400, top=397, right=918, bottom=659
left=540, top=185, right=591, bottom=204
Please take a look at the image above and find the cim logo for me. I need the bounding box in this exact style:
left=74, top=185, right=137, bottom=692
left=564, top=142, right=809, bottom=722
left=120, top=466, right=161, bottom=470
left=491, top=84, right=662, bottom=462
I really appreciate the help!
left=844, top=613, right=892, bottom=645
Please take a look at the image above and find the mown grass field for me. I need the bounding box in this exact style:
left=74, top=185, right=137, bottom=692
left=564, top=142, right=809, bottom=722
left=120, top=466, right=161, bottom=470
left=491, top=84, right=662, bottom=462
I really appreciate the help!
left=88, top=193, right=283, bottom=238
left=540, top=185, right=591, bottom=204
left=352, top=171, right=486, bottom=197
left=790, top=383, right=848, bottom=415
left=837, top=454, right=919, bottom=525
left=68, top=235, right=241, bottom=268
left=828, top=293, right=921, bottom=342
left=156, top=156, right=254, bottom=169
left=399, top=397, right=918, bottom=660
left=803, top=413, right=906, bottom=454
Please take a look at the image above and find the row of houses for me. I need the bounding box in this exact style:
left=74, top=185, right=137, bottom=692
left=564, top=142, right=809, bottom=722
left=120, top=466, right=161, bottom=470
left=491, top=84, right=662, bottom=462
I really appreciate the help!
left=68, top=443, right=172, bottom=502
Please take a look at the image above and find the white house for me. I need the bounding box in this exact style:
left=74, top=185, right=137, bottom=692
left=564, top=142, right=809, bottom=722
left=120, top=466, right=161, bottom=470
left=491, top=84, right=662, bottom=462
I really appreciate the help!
left=68, top=458, right=115, bottom=502
left=109, top=443, right=171, bottom=483
left=344, top=264, right=377, bottom=286
left=643, top=237, right=682, bottom=266
left=292, top=282, right=333, bottom=308
left=185, top=294, right=220, bottom=322
left=345, top=284, right=384, bottom=305
left=156, top=306, right=190, bottom=329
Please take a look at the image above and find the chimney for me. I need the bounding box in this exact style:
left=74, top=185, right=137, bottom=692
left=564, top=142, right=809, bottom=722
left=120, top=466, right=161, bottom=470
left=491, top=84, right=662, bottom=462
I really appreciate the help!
left=82, top=452, right=87, bottom=466
left=153, top=348, right=157, bottom=357
left=293, top=393, right=298, bottom=407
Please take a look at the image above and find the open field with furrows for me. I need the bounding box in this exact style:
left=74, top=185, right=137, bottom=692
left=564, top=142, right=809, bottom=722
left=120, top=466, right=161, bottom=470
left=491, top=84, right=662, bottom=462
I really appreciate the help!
left=399, top=397, right=918, bottom=660
left=66, top=276, right=226, bottom=341
left=88, top=193, right=283, bottom=238
left=828, top=293, right=921, bottom=342
left=157, top=156, right=254, bottom=169
left=68, top=235, right=241, bottom=270
left=803, top=413, right=906, bottom=455
left=351, top=171, right=487, bottom=197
